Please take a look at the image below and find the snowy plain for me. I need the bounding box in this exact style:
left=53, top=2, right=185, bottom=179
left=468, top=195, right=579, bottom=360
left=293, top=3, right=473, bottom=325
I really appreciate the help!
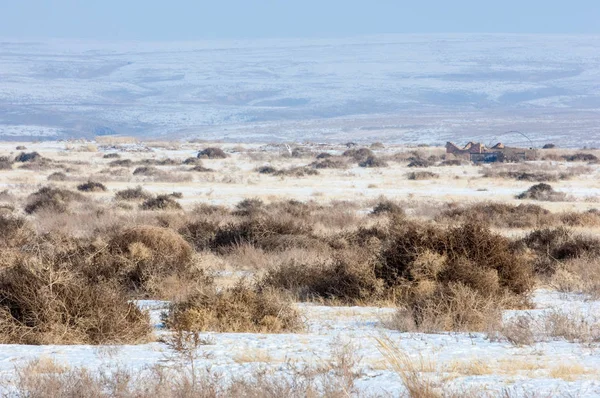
left=0, top=291, right=599, bottom=396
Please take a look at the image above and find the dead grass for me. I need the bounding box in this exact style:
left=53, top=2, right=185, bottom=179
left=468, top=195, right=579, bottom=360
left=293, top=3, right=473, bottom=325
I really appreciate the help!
left=516, top=183, right=567, bottom=201
left=115, top=186, right=152, bottom=201
left=0, top=252, right=151, bottom=344
left=164, top=281, right=302, bottom=333
left=24, top=186, right=85, bottom=214
left=77, top=180, right=107, bottom=192
left=141, top=195, right=182, bottom=211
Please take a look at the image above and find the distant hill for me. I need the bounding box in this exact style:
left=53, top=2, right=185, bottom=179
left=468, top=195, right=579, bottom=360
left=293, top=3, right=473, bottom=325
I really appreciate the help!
left=1, top=34, right=599, bottom=146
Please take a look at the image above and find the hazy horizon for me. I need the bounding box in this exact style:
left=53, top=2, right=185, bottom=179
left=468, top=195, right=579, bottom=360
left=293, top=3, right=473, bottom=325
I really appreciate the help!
left=2, top=1, right=599, bottom=41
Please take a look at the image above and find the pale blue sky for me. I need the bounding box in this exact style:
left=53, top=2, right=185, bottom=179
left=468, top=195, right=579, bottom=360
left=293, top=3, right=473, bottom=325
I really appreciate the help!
left=1, top=0, right=599, bottom=40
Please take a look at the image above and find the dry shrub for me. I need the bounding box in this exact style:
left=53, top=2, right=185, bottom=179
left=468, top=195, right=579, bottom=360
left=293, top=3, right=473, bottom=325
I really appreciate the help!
left=213, top=214, right=315, bottom=252
left=543, top=310, right=600, bottom=343
left=0, top=256, right=151, bottom=345
left=0, top=156, right=13, bottom=169
left=77, top=180, right=107, bottom=192
left=109, top=159, right=133, bottom=167
left=0, top=214, right=31, bottom=248
left=232, top=198, right=264, bottom=217
left=105, top=226, right=208, bottom=295
left=562, top=152, right=598, bottom=162
left=371, top=200, right=404, bottom=216
left=407, top=158, right=432, bottom=168
left=141, top=195, right=182, bottom=211
left=439, top=159, right=464, bottom=166
left=438, top=202, right=552, bottom=228
left=197, top=147, right=227, bottom=159
left=390, top=283, right=503, bottom=333
left=189, top=165, right=214, bottom=172
left=178, top=220, right=220, bottom=251
left=310, top=158, right=348, bottom=169
left=370, top=142, right=385, bottom=149
left=47, top=171, right=67, bottom=181
left=359, top=155, right=388, bottom=168
left=103, top=153, right=120, bottom=158
left=342, top=147, right=373, bottom=161
left=274, top=166, right=319, bottom=177
left=15, top=151, right=42, bottom=162
left=380, top=221, right=533, bottom=331
left=24, top=187, right=84, bottom=214
left=256, top=165, right=277, bottom=174
left=115, top=186, right=152, bottom=201
left=133, top=166, right=161, bottom=176
left=406, top=171, right=439, bottom=180
left=521, top=227, right=600, bottom=274
left=516, top=183, right=566, bottom=201
left=182, top=156, right=203, bottom=165
left=260, top=250, right=384, bottom=303
left=164, top=282, right=302, bottom=333
left=137, top=158, right=179, bottom=166
left=316, top=152, right=332, bottom=159
left=550, top=256, right=600, bottom=297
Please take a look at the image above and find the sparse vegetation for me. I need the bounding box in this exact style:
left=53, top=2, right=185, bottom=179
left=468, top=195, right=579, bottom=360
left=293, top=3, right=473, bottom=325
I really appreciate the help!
left=198, top=147, right=227, bottom=159
left=77, top=180, right=107, bottom=192
left=516, top=183, right=567, bottom=201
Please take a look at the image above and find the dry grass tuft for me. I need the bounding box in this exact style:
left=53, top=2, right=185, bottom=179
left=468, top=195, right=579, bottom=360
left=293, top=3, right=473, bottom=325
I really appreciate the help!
left=141, top=195, right=182, bottom=211
left=516, top=183, right=566, bottom=201
left=198, top=147, right=227, bottom=159
left=115, top=186, right=152, bottom=201
left=164, top=281, right=302, bottom=333
left=77, top=180, right=107, bottom=192
left=24, top=187, right=84, bottom=214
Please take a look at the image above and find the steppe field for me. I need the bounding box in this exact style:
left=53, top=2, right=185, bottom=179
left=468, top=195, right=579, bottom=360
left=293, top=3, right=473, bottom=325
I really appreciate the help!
left=1, top=139, right=600, bottom=397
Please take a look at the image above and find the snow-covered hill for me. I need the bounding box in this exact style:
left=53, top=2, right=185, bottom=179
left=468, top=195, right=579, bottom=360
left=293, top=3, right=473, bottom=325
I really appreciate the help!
left=1, top=34, right=599, bottom=146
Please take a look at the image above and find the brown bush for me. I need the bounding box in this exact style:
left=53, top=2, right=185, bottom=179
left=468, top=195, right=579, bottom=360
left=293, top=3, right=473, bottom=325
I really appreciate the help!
left=381, top=221, right=533, bottom=295
left=47, top=171, right=67, bottom=181
left=406, top=171, right=438, bottom=180
left=103, top=153, right=120, bottom=158
left=260, top=250, right=384, bottom=303
left=133, top=166, right=161, bottom=176
left=109, top=159, right=133, bottom=167
left=213, top=215, right=314, bottom=252
left=516, top=183, right=566, bottom=201
left=106, top=226, right=204, bottom=295
left=310, top=158, right=347, bottom=169
left=0, top=156, right=13, bottom=170
left=197, top=147, right=227, bottom=159
left=189, top=165, right=214, bottom=172
left=407, top=158, right=432, bottom=168
left=137, top=158, right=179, bottom=166
left=316, top=152, right=332, bottom=159
left=0, top=214, right=31, bottom=248
left=438, top=202, right=552, bottom=229
left=77, top=180, right=107, bottom=192
left=140, top=195, right=182, bottom=211
left=371, top=200, right=404, bottom=216
left=24, top=187, right=84, bottom=214
left=562, top=153, right=598, bottom=162
left=342, top=148, right=373, bottom=161
left=115, top=186, right=152, bottom=201
left=164, top=282, right=302, bottom=333
left=0, top=256, right=151, bottom=345
left=520, top=227, right=600, bottom=274
left=359, top=155, right=388, bottom=168
left=182, top=156, right=203, bottom=165
left=439, top=159, right=464, bottom=166
left=179, top=220, right=220, bottom=251
left=274, top=166, right=319, bottom=177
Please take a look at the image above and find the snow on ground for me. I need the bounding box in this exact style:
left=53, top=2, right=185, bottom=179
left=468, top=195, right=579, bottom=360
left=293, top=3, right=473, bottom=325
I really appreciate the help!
left=1, top=290, right=600, bottom=396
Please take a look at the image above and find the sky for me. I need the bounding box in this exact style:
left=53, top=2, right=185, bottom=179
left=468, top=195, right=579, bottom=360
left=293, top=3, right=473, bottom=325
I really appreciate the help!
left=1, top=0, right=599, bottom=40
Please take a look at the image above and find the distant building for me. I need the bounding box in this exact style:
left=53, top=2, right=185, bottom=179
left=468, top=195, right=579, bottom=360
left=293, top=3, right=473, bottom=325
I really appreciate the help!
left=445, top=142, right=531, bottom=163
